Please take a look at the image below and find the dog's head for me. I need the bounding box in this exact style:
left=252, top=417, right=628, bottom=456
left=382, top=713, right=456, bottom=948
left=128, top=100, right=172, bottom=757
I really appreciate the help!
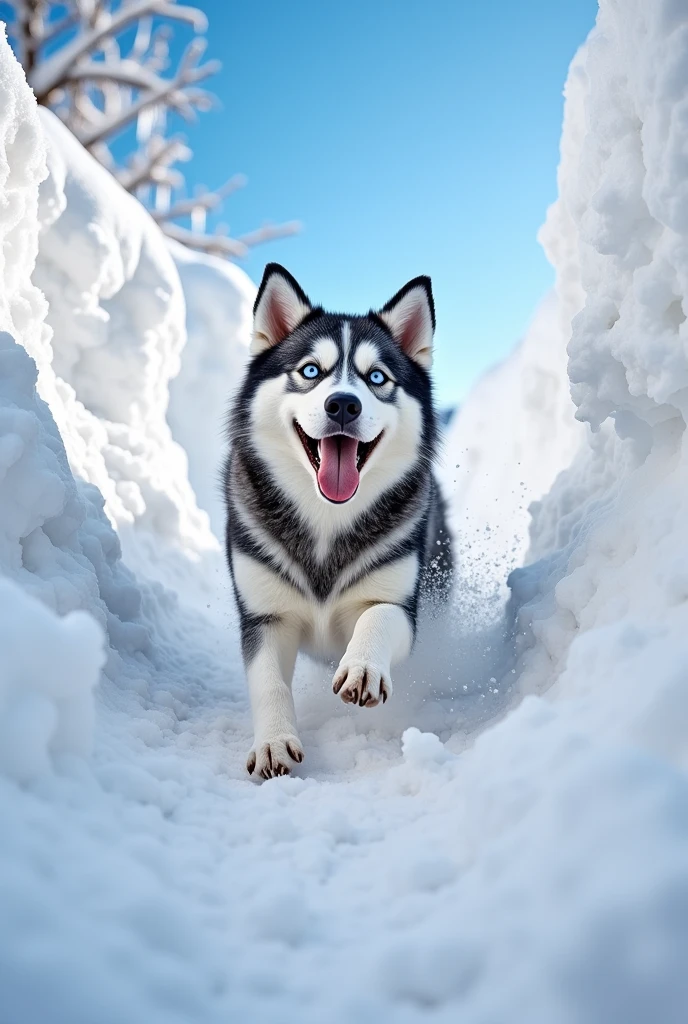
left=236, top=263, right=437, bottom=513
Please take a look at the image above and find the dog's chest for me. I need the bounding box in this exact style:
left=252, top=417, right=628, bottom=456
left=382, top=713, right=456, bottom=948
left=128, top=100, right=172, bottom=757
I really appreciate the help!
left=232, top=547, right=418, bottom=661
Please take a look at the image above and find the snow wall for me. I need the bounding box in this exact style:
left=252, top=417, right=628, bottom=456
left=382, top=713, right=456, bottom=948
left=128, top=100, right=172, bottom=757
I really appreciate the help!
left=0, top=23, right=253, bottom=783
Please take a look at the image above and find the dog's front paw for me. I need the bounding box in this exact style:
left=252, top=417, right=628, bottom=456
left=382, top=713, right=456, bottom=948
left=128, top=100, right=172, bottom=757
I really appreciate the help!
left=246, top=734, right=304, bottom=779
left=332, top=659, right=391, bottom=708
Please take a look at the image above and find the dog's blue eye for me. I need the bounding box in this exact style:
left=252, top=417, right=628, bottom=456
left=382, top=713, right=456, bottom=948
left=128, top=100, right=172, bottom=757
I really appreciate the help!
left=301, top=364, right=320, bottom=379
left=369, top=369, right=387, bottom=385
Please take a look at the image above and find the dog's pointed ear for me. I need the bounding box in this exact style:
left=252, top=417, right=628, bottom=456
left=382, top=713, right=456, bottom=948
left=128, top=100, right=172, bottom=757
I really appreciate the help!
left=378, top=276, right=435, bottom=368
left=251, top=264, right=312, bottom=355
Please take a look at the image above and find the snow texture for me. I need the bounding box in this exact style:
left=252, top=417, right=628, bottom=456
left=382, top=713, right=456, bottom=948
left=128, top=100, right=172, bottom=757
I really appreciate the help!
left=440, top=290, right=582, bottom=595
left=34, top=106, right=218, bottom=594
left=167, top=240, right=255, bottom=536
left=3, top=2, right=688, bottom=1021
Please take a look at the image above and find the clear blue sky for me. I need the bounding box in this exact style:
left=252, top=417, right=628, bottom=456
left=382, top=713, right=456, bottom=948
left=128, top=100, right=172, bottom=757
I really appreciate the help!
left=187, top=0, right=598, bottom=406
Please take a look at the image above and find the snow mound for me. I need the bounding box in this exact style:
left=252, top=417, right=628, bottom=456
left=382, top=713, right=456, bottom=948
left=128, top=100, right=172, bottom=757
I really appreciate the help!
left=0, top=34, right=140, bottom=780
left=167, top=241, right=255, bottom=536
left=0, top=576, right=104, bottom=783
left=34, top=108, right=218, bottom=589
left=0, top=21, right=49, bottom=370
left=442, top=291, right=582, bottom=594
left=511, top=0, right=688, bottom=751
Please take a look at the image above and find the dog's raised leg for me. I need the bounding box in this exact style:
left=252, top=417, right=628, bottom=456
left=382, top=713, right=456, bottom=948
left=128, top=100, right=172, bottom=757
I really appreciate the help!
left=244, top=620, right=304, bottom=779
left=333, top=603, right=413, bottom=708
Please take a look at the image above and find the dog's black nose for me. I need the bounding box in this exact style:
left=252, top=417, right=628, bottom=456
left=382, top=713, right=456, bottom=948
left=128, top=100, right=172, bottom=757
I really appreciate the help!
left=324, top=391, right=362, bottom=428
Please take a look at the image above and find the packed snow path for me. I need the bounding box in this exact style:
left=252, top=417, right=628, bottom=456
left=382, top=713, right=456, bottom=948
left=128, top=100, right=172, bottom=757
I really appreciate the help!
left=4, top=564, right=524, bottom=1023
left=6, top=568, right=688, bottom=1024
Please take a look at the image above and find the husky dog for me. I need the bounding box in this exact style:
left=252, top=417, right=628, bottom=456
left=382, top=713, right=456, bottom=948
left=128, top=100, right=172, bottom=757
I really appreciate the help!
left=224, top=264, right=452, bottom=779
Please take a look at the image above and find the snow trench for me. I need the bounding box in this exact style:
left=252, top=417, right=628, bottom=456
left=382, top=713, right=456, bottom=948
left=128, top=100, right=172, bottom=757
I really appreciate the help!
left=3, top=3, right=688, bottom=1020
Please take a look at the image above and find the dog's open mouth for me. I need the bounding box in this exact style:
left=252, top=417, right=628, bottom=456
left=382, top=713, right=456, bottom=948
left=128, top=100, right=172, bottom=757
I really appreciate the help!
left=294, top=421, right=383, bottom=503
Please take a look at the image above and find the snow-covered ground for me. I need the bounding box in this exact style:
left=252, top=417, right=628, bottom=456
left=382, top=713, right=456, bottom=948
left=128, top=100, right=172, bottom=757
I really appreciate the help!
left=3, top=1, right=688, bottom=1020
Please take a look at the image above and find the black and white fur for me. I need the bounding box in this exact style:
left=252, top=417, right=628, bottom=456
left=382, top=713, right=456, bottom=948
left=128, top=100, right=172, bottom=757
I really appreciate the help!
left=223, top=264, right=452, bottom=779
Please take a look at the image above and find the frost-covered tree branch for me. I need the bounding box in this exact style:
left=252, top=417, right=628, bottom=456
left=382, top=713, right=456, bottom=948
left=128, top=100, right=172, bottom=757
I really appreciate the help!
left=162, top=219, right=302, bottom=259
left=3, top=0, right=299, bottom=258
left=29, top=0, right=206, bottom=101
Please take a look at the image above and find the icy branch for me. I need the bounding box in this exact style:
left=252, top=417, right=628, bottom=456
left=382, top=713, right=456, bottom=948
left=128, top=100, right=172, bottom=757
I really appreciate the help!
left=236, top=222, right=303, bottom=248
left=117, top=136, right=191, bottom=192
left=40, top=12, right=81, bottom=51
left=160, top=222, right=249, bottom=258
left=30, top=0, right=207, bottom=100
left=77, top=40, right=218, bottom=148
left=5, top=0, right=300, bottom=262
left=150, top=175, right=248, bottom=222
left=160, top=220, right=302, bottom=258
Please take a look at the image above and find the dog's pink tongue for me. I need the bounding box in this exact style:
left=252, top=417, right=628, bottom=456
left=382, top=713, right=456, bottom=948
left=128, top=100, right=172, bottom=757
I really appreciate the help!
left=318, top=436, right=360, bottom=502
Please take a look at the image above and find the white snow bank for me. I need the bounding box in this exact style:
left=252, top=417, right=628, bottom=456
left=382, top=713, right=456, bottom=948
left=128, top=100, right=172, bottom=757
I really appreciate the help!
left=511, top=0, right=688, bottom=733
left=167, top=241, right=255, bottom=536
left=0, top=576, right=104, bottom=783
left=0, top=294, right=124, bottom=788
left=441, top=291, right=582, bottom=595
left=0, top=21, right=49, bottom=369
left=0, top=25, right=217, bottom=786
left=34, top=108, right=218, bottom=588
left=0, top=36, right=117, bottom=780
left=0, top=20, right=224, bottom=780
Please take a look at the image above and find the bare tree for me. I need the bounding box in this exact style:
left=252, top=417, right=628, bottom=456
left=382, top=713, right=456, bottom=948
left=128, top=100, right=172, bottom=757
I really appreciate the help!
left=4, top=0, right=299, bottom=257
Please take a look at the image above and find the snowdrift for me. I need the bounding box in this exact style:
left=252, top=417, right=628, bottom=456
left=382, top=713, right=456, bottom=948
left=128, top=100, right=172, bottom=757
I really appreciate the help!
left=441, top=290, right=582, bottom=593
left=167, top=241, right=255, bottom=537
left=37, top=112, right=212, bottom=559
left=511, top=1, right=688, bottom=729
left=0, top=31, right=130, bottom=783
left=3, top=3, right=688, bottom=1022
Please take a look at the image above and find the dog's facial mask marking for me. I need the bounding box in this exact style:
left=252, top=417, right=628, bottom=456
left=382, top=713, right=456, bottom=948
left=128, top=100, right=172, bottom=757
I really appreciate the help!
left=248, top=265, right=435, bottom=508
